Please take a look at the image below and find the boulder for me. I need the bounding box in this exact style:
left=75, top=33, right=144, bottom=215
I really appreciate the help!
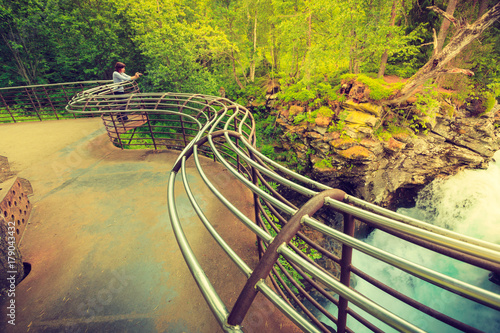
left=315, top=113, right=332, bottom=127
left=323, top=132, right=340, bottom=142
left=344, top=110, right=378, bottom=127
left=338, top=146, right=375, bottom=161
left=330, top=137, right=357, bottom=150
left=274, top=93, right=500, bottom=209
left=383, top=138, right=406, bottom=153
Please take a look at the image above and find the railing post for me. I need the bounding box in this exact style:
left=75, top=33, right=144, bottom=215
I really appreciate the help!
left=144, top=112, right=157, bottom=150
left=250, top=151, right=262, bottom=258
left=24, top=87, right=42, bottom=121
left=180, top=112, right=187, bottom=148
left=227, top=189, right=346, bottom=326
left=43, top=86, right=59, bottom=120
left=337, top=213, right=355, bottom=333
left=0, top=92, right=16, bottom=123
left=234, top=117, right=240, bottom=172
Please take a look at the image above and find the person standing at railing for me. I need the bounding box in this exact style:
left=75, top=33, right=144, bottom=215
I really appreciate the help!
left=112, top=62, right=142, bottom=122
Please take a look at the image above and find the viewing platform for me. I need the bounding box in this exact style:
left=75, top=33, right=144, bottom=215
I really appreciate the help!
left=0, top=118, right=299, bottom=332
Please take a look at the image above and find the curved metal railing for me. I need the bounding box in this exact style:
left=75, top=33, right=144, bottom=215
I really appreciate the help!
left=3, top=80, right=500, bottom=332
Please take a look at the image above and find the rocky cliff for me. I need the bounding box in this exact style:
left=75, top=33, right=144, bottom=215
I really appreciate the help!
left=272, top=82, right=500, bottom=209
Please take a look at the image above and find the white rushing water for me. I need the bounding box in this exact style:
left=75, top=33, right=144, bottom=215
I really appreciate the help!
left=344, top=151, right=500, bottom=332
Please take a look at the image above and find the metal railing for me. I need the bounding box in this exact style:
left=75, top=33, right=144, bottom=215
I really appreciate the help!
left=0, top=80, right=113, bottom=123
left=4, top=80, right=500, bottom=332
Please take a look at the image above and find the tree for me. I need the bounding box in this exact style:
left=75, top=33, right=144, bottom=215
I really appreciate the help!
left=45, top=0, right=143, bottom=81
left=378, top=0, right=398, bottom=78
left=0, top=0, right=52, bottom=85
left=396, top=2, right=500, bottom=103
left=435, top=0, right=459, bottom=54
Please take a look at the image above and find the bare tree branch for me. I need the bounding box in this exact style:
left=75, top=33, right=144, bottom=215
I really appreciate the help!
left=427, top=5, right=458, bottom=27
left=393, top=2, right=500, bottom=104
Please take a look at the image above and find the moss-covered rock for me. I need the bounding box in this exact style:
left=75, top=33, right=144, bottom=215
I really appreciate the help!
left=330, top=137, right=357, bottom=150
left=315, top=113, right=332, bottom=127
left=289, top=105, right=305, bottom=117
left=344, top=110, right=378, bottom=127
left=343, top=100, right=382, bottom=117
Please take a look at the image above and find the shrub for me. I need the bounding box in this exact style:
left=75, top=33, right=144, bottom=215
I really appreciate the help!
left=293, top=113, right=307, bottom=124
left=483, top=92, right=496, bottom=113
left=317, top=106, right=334, bottom=117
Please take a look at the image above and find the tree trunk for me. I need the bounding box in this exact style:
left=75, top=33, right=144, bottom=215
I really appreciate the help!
left=396, top=2, right=500, bottom=103
left=378, top=0, right=398, bottom=78
left=271, top=23, right=279, bottom=73
left=231, top=50, right=244, bottom=90
left=0, top=216, right=25, bottom=297
left=305, top=10, right=312, bottom=87
left=435, top=0, right=458, bottom=54
left=249, top=7, right=258, bottom=83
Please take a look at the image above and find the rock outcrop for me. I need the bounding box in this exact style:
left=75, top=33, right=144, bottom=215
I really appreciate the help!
left=275, top=98, right=500, bottom=209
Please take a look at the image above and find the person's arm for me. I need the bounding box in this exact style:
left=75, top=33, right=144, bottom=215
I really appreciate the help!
left=130, top=72, right=142, bottom=80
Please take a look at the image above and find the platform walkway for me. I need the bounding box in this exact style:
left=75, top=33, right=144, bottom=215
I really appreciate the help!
left=0, top=119, right=301, bottom=333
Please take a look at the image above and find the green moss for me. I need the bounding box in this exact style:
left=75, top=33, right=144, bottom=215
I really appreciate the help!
left=341, top=74, right=403, bottom=100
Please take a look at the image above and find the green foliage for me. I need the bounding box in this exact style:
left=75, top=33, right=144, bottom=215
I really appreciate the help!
left=260, top=144, right=275, bottom=157
left=284, top=132, right=300, bottom=142
left=293, top=113, right=307, bottom=125
left=1, top=0, right=499, bottom=109
left=314, top=158, right=333, bottom=169
left=280, top=81, right=316, bottom=103
left=234, top=83, right=267, bottom=106
left=415, top=84, right=440, bottom=116
left=375, top=130, right=392, bottom=141
left=328, top=111, right=347, bottom=136
left=279, top=79, right=342, bottom=105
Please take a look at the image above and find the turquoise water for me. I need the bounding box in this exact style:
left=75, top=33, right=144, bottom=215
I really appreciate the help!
left=346, top=151, right=500, bottom=332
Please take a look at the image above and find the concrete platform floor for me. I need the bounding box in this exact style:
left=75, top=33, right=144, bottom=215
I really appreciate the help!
left=0, top=119, right=301, bottom=333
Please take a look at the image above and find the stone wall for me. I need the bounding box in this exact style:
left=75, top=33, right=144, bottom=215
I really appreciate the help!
left=0, top=157, right=32, bottom=296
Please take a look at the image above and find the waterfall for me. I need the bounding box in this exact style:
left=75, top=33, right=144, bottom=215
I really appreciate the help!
left=335, top=151, right=500, bottom=332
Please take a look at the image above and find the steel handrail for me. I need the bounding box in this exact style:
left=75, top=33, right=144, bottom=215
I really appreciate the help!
left=325, top=198, right=500, bottom=264
left=345, top=195, right=500, bottom=252
left=302, top=215, right=500, bottom=311
left=0, top=80, right=113, bottom=90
